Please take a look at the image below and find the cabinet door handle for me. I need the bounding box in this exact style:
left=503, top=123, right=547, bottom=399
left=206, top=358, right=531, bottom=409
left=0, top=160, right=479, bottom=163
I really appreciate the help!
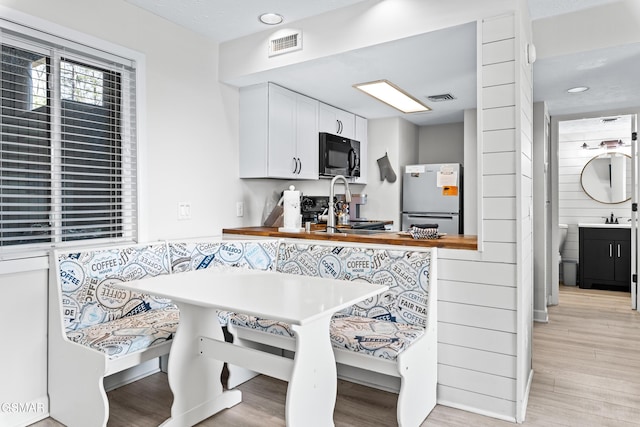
left=610, top=243, right=613, bottom=258
left=292, top=157, right=297, bottom=174
left=296, top=157, right=301, bottom=174
left=618, top=244, right=621, bottom=258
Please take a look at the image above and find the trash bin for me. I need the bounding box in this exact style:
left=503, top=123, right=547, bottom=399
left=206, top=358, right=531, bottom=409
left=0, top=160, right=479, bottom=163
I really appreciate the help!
left=562, top=260, right=577, bottom=286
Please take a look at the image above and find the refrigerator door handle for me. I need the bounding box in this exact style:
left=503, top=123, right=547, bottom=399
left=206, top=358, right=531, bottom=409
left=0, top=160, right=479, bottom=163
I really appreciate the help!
left=407, top=214, right=455, bottom=219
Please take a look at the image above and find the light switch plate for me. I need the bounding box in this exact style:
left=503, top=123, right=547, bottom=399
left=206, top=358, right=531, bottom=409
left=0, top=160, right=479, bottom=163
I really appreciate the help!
left=178, top=202, right=191, bottom=220
left=236, top=202, right=244, bottom=217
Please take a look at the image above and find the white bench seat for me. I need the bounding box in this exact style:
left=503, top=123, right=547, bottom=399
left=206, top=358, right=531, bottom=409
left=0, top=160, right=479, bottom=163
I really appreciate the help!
left=229, top=313, right=425, bottom=361
left=49, top=242, right=177, bottom=427
left=66, top=306, right=179, bottom=359
left=49, top=239, right=281, bottom=427
left=330, top=314, right=426, bottom=360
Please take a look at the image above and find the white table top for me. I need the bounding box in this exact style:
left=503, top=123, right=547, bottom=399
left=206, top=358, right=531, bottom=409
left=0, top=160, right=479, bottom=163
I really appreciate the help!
left=119, top=268, right=387, bottom=326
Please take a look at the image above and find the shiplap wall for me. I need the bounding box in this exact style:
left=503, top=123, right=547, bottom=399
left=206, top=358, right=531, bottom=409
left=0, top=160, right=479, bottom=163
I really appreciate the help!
left=558, top=116, right=633, bottom=263
left=436, top=12, right=531, bottom=422
left=515, top=5, right=534, bottom=421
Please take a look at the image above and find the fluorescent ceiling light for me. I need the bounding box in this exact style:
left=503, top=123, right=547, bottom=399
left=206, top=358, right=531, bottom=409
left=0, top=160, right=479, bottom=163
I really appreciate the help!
left=259, top=13, right=284, bottom=25
left=567, top=86, right=589, bottom=93
left=353, top=80, right=431, bottom=114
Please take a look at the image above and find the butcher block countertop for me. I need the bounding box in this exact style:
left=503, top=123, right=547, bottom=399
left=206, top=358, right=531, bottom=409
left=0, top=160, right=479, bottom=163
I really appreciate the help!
left=222, top=226, right=478, bottom=250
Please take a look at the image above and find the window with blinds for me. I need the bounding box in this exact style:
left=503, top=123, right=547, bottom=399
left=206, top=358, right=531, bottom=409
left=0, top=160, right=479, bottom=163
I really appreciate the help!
left=1, top=28, right=137, bottom=251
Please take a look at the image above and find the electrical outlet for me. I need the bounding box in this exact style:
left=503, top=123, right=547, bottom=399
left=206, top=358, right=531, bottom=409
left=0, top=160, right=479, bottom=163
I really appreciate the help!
left=177, top=202, right=191, bottom=220
left=236, top=201, right=244, bottom=217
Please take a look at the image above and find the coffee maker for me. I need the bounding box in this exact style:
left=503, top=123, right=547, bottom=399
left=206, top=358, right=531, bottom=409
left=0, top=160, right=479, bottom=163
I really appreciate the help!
left=348, top=193, right=367, bottom=220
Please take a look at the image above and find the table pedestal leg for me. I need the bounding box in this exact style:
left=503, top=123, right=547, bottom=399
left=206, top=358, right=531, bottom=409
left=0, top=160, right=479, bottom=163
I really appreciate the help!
left=287, top=316, right=336, bottom=427
left=162, top=304, right=242, bottom=427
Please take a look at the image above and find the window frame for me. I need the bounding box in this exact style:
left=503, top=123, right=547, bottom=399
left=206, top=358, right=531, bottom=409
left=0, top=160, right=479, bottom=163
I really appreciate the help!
left=0, top=6, right=147, bottom=263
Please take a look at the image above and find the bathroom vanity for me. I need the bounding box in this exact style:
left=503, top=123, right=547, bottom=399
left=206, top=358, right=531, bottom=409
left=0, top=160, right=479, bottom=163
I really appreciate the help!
left=578, top=224, right=631, bottom=291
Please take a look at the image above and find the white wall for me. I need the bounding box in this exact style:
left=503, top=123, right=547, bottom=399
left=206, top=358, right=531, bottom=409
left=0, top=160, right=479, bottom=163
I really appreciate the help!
left=219, top=0, right=516, bottom=85
left=418, top=122, right=465, bottom=164
left=0, top=265, right=48, bottom=427
left=435, top=10, right=532, bottom=422
left=515, top=3, right=534, bottom=419
left=357, top=117, right=418, bottom=229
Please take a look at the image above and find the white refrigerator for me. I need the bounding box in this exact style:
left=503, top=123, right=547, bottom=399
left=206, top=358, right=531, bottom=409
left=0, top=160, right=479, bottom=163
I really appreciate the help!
left=401, top=163, right=463, bottom=234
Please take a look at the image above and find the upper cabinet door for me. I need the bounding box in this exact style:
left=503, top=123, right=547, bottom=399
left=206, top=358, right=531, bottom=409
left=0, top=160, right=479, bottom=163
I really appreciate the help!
left=268, top=84, right=299, bottom=178
left=318, top=102, right=355, bottom=139
left=295, top=94, right=319, bottom=179
left=240, top=83, right=319, bottom=179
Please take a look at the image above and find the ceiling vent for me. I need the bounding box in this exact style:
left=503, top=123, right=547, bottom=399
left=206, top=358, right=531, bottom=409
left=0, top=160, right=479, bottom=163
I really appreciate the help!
left=426, top=93, right=456, bottom=102
left=268, top=30, right=302, bottom=57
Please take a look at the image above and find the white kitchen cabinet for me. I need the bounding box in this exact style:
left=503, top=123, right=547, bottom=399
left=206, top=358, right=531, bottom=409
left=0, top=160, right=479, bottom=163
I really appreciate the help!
left=240, top=83, right=318, bottom=179
left=318, top=102, right=355, bottom=139
left=352, top=115, right=368, bottom=184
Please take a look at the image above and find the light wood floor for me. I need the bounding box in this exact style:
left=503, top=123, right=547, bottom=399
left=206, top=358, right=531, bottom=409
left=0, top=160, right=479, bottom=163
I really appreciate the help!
left=33, top=286, right=640, bottom=426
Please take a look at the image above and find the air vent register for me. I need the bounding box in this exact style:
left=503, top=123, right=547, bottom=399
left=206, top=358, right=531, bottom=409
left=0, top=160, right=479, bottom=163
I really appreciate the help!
left=269, top=30, right=302, bottom=57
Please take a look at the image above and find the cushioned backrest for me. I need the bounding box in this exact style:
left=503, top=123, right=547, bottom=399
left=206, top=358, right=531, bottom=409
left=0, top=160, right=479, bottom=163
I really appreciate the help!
left=277, top=243, right=431, bottom=328
left=168, top=240, right=279, bottom=273
left=57, top=243, right=172, bottom=333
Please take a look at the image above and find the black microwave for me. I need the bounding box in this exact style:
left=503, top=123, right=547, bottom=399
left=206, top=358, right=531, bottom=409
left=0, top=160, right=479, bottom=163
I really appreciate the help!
left=319, top=132, right=360, bottom=178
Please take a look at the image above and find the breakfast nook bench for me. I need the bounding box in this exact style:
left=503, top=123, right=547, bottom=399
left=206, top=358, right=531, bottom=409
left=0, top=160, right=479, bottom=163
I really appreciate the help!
left=225, top=241, right=438, bottom=427
left=48, top=239, right=278, bottom=427
left=49, top=238, right=436, bottom=426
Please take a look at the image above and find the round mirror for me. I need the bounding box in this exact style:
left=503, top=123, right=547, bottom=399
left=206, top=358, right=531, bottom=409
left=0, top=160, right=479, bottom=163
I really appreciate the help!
left=580, top=152, right=632, bottom=204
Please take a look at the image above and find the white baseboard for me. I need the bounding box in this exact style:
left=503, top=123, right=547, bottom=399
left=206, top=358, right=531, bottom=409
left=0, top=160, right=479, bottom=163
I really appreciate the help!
left=533, top=308, right=548, bottom=323
left=518, top=369, right=534, bottom=422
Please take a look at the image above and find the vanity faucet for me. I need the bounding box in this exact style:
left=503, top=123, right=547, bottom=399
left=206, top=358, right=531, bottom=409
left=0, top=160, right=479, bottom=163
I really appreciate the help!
left=604, top=212, right=618, bottom=224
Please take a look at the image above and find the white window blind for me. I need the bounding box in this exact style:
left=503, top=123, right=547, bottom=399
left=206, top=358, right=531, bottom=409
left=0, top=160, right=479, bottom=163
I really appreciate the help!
left=0, top=27, right=137, bottom=252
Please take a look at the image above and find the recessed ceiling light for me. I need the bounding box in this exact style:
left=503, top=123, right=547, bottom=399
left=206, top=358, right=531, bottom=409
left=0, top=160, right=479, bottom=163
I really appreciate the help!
left=259, top=13, right=284, bottom=25
left=353, top=80, right=431, bottom=114
left=567, top=86, right=589, bottom=93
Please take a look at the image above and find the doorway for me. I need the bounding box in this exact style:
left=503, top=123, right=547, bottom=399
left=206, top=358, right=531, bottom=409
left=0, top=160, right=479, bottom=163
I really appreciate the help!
left=550, top=111, right=638, bottom=310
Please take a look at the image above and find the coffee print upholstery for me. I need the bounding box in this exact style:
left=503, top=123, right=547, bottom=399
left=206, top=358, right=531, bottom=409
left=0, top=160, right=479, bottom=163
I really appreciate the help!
left=58, top=243, right=175, bottom=335
left=168, top=240, right=279, bottom=273
left=277, top=243, right=432, bottom=328
left=227, top=242, right=432, bottom=361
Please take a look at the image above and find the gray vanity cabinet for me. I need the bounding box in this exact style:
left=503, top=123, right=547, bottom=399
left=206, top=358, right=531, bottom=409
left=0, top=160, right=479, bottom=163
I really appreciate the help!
left=579, top=227, right=631, bottom=291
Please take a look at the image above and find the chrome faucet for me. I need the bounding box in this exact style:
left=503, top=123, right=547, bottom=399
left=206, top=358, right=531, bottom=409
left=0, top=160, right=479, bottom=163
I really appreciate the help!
left=327, top=175, right=351, bottom=233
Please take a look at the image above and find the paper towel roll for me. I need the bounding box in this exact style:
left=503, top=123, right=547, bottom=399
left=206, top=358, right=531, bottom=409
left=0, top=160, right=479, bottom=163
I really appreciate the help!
left=279, top=185, right=303, bottom=232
